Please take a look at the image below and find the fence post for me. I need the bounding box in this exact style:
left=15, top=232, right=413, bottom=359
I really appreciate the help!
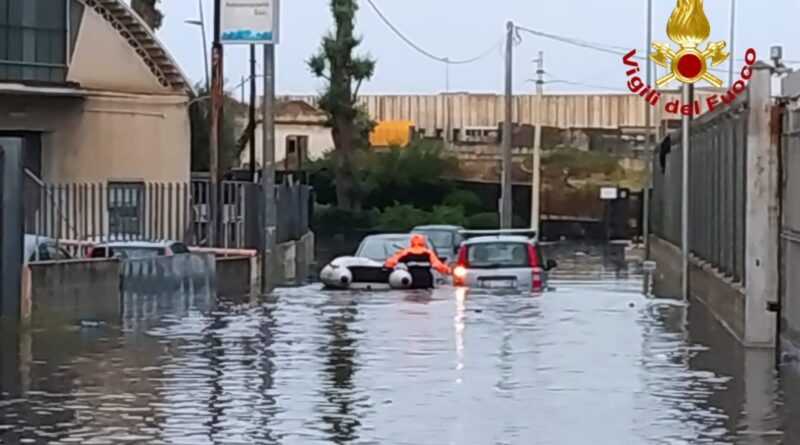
left=744, top=63, right=780, bottom=347
left=0, top=138, right=24, bottom=322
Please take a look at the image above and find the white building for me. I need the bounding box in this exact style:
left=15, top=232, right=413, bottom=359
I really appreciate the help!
left=243, top=101, right=333, bottom=171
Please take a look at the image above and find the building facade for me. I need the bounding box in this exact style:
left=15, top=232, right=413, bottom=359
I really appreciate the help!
left=0, top=0, right=193, bottom=185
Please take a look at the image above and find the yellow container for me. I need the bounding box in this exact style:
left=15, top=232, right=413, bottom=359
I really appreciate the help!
left=369, top=120, right=415, bottom=147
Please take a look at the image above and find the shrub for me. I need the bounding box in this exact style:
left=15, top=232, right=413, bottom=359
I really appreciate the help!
left=312, top=204, right=380, bottom=231
left=443, top=190, right=483, bottom=215
left=375, top=203, right=430, bottom=231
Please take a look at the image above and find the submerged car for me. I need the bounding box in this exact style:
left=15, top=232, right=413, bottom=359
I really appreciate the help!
left=320, top=233, right=443, bottom=290
left=24, top=234, right=72, bottom=263
left=452, top=229, right=557, bottom=293
left=86, top=239, right=190, bottom=259
left=411, top=224, right=464, bottom=264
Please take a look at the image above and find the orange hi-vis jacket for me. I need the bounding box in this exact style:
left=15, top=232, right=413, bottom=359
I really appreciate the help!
left=384, top=234, right=451, bottom=275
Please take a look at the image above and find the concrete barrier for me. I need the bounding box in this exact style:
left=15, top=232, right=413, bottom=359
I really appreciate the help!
left=120, top=253, right=216, bottom=323
left=217, top=256, right=257, bottom=297
left=273, top=231, right=315, bottom=286
left=651, top=236, right=747, bottom=343
left=22, top=259, right=121, bottom=326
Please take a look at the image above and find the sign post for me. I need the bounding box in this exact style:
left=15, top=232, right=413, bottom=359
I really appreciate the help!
left=600, top=186, right=618, bottom=243
left=220, top=0, right=279, bottom=293
left=220, top=0, right=279, bottom=44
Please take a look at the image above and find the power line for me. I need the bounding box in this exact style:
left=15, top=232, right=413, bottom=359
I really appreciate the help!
left=514, top=24, right=743, bottom=76
left=546, top=79, right=629, bottom=92
left=364, top=0, right=503, bottom=65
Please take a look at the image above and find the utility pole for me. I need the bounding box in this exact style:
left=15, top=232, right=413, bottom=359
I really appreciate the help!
left=728, top=0, right=736, bottom=87
left=501, top=20, right=514, bottom=229
left=681, top=83, right=692, bottom=302
left=249, top=44, right=257, bottom=182
left=261, top=43, right=277, bottom=294
left=530, top=51, right=543, bottom=233
left=643, top=0, right=654, bottom=259
left=444, top=58, right=450, bottom=92
left=209, top=0, right=223, bottom=247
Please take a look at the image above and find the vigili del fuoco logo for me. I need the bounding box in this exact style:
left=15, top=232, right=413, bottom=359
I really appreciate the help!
left=623, top=0, right=756, bottom=116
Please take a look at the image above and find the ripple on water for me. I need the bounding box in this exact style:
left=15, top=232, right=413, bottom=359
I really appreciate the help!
left=0, top=264, right=794, bottom=444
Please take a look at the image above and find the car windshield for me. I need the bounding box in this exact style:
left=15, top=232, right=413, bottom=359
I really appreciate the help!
left=357, top=236, right=421, bottom=261
left=466, top=242, right=536, bottom=268
left=415, top=230, right=453, bottom=249
left=111, top=246, right=164, bottom=259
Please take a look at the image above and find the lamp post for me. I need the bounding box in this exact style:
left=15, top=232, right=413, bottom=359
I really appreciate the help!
left=184, top=0, right=210, bottom=88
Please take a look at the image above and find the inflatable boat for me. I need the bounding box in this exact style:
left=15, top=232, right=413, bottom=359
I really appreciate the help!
left=319, top=233, right=444, bottom=290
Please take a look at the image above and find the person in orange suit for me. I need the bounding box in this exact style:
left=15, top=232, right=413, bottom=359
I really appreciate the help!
left=384, top=234, right=452, bottom=275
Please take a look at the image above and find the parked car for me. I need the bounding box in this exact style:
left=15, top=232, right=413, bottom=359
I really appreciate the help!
left=319, top=233, right=442, bottom=290
left=86, top=240, right=190, bottom=259
left=411, top=224, right=465, bottom=264
left=24, top=234, right=72, bottom=263
left=452, top=229, right=557, bottom=293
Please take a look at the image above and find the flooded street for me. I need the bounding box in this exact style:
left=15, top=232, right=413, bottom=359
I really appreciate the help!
left=2, top=249, right=800, bottom=444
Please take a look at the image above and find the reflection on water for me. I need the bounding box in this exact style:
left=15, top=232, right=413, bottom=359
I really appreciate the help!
left=1, top=248, right=799, bottom=444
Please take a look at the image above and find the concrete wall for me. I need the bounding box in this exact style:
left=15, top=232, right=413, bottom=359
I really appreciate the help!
left=0, top=0, right=191, bottom=186
left=21, top=259, right=121, bottom=326
left=651, top=236, right=746, bottom=343
left=273, top=231, right=315, bottom=286
left=216, top=256, right=257, bottom=298
left=0, top=93, right=191, bottom=184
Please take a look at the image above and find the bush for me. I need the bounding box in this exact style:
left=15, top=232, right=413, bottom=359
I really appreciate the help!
left=375, top=203, right=431, bottom=231
left=443, top=190, right=483, bottom=215
left=312, top=204, right=380, bottom=231
left=307, top=139, right=458, bottom=210
left=466, top=212, right=499, bottom=229
left=465, top=212, right=527, bottom=229
left=431, top=205, right=467, bottom=226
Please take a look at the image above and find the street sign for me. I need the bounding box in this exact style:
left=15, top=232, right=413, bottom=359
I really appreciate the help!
left=220, top=0, right=279, bottom=44
left=600, top=186, right=619, bottom=200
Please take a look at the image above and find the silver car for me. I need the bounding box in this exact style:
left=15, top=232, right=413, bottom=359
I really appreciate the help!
left=452, top=231, right=557, bottom=292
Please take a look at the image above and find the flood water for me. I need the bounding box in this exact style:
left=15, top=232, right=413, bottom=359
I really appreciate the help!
left=2, top=247, right=800, bottom=444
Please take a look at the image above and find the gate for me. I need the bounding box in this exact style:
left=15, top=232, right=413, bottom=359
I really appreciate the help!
left=781, top=79, right=800, bottom=351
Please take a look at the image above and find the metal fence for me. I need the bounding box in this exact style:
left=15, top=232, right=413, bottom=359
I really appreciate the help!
left=782, top=88, right=800, bottom=347
left=23, top=178, right=311, bottom=249
left=650, top=94, right=747, bottom=284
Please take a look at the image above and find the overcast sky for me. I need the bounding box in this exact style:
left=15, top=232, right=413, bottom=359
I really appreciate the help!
left=139, top=0, right=799, bottom=97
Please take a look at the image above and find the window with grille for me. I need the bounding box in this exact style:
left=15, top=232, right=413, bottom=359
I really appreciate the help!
left=108, top=181, right=144, bottom=237
left=0, top=0, right=83, bottom=83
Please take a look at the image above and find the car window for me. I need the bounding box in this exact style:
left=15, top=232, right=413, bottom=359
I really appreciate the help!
left=170, top=243, right=189, bottom=254
left=89, top=246, right=111, bottom=258
left=415, top=230, right=453, bottom=249
left=466, top=242, right=532, bottom=268
left=357, top=237, right=414, bottom=260
left=36, top=243, right=52, bottom=262
left=47, top=244, right=70, bottom=261
left=112, top=247, right=163, bottom=259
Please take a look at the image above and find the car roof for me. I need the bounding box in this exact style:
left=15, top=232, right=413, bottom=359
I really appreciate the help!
left=412, top=225, right=463, bottom=231
left=94, top=240, right=180, bottom=248
left=363, top=233, right=414, bottom=240
left=462, top=235, right=535, bottom=245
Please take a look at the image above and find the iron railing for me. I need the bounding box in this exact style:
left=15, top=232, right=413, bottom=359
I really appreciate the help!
left=650, top=95, right=747, bottom=284
left=23, top=178, right=311, bottom=250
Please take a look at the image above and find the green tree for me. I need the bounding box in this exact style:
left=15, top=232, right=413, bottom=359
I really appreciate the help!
left=308, top=0, right=376, bottom=210
left=190, top=83, right=241, bottom=174
left=131, top=0, right=163, bottom=30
